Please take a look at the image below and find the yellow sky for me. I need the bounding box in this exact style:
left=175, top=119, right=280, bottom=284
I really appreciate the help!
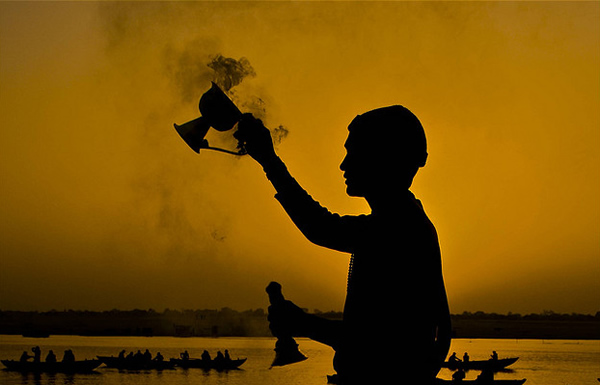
left=1, top=1, right=598, bottom=314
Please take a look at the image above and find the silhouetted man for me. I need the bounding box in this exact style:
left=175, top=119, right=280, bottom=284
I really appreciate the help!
left=45, top=350, right=57, bottom=363
left=62, top=349, right=75, bottom=363
left=19, top=351, right=31, bottom=363
left=31, top=346, right=41, bottom=363
left=236, top=105, right=451, bottom=384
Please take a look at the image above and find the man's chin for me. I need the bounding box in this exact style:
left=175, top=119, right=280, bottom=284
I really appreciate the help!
left=345, top=185, right=364, bottom=198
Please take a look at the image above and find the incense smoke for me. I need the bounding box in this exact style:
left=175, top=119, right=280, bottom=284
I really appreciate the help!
left=165, top=46, right=289, bottom=146
left=208, top=54, right=256, bottom=92
left=208, top=55, right=290, bottom=147
left=94, top=2, right=293, bottom=309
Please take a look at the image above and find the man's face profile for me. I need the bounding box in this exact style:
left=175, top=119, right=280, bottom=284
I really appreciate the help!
left=340, top=124, right=382, bottom=198
left=340, top=131, right=364, bottom=197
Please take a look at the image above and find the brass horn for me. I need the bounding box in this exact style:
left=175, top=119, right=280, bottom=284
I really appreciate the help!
left=174, top=82, right=246, bottom=155
left=266, top=282, right=308, bottom=368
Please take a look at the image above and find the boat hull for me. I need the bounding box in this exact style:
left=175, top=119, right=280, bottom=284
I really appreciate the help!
left=441, top=357, right=519, bottom=371
left=1, top=359, right=101, bottom=373
left=170, top=357, right=246, bottom=370
left=435, top=379, right=526, bottom=385
left=96, top=356, right=175, bottom=370
left=327, top=374, right=526, bottom=384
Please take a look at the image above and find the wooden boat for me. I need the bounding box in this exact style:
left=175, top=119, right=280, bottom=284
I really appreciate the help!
left=170, top=357, right=246, bottom=370
left=327, top=374, right=526, bottom=384
left=441, top=357, right=519, bottom=371
left=1, top=359, right=101, bottom=373
left=96, top=356, right=175, bottom=370
left=434, top=379, right=526, bottom=385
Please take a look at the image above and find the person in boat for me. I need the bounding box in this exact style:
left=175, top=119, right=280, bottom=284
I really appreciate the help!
left=235, top=106, right=452, bottom=385
left=133, top=350, right=144, bottom=362
left=180, top=350, right=190, bottom=360
left=32, top=346, right=41, bottom=363
left=143, top=349, right=152, bottom=362
left=45, top=350, right=57, bottom=363
left=449, top=352, right=461, bottom=363
left=126, top=351, right=134, bottom=361
left=201, top=350, right=211, bottom=362
left=118, top=349, right=126, bottom=359
left=215, top=351, right=225, bottom=364
left=154, top=352, right=164, bottom=362
left=62, top=349, right=75, bottom=363
left=19, top=351, right=32, bottom=363
left=452, top=368, right=466, bottom=382
left=490, top=351, right=498, bottom=361
left=463, top=352, right=470, bottom=362
left=224, top=349, right=231, bottom=361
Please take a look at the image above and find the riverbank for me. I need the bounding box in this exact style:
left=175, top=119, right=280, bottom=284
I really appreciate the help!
left=1, top=309, right=598, bottom=340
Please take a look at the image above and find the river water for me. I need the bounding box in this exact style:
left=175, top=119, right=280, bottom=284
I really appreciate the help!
left=0, top=335, right=598, bottom=385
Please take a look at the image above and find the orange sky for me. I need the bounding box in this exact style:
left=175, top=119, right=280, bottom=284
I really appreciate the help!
left=1, top=1, right=598, bottom=314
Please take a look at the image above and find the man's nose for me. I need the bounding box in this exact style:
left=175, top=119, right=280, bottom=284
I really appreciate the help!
left=340, top=156, right=347, bottom=171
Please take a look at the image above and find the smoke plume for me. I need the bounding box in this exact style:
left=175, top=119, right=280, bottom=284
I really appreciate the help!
left=165, top=46, right=289, bottom=147
left=208, top=54, right=256, bottom=92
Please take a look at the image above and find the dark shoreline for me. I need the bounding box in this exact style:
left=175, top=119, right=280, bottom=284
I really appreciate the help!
left=1, top=310, right=598, bottom=340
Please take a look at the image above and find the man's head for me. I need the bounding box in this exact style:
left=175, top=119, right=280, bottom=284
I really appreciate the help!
left=340, top=105, right=427, bottom=198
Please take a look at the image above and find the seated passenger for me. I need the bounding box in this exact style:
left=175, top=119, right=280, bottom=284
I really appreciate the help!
left=448, top=352, right=461, bottom=363
left=19, top=351, right=32, bottom=363
left=45, top=350, right=57, bottom=363
left=62, top=349, right=75, bottom=363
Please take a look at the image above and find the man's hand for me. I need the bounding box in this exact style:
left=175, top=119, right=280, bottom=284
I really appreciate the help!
left=235, top=113, right=278, bottom=167
left=268, top=299, right=309, bottom=338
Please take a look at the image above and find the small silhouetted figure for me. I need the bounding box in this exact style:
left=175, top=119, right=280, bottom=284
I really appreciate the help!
left=463, top=352, right=470, bottom=362
left=31, top=346, right=41, bottom=363
left=201, top=350, right=211, bottom=361
left=453, top=368, right=466, bottom=382
left=180, top=350, right=190, bottom=360
left=224, top=349, right=231, bottom=361
left=449, top=352, right=461, bottom=363
left=143, top=349, right=152, bottom=362
left=236, top=105, right=452, bottom=384
left=118, top=349, right=126, bottom=359
left=490, top=351, right=498, bottom=361
left=133, top=350, right=144, bottom=362
left=45, top=350, right=57, bottom=363
left=62, top=349, right=75, bottom=363
left=154, top=352, right=164, bottom=362
left=126, top=351, right=134, bottom=361
left=19, top=351, right=31, bottom=363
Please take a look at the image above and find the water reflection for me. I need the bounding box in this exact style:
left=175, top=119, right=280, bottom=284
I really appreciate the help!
left=17, top=373, right=77, bottom=385
left=1, top=337, right=598, bottom=385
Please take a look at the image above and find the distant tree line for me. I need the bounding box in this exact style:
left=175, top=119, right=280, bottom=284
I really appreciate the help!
left=453, top=310, right=600, bottom=321
left=0, top=309, right=598, bottom=339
